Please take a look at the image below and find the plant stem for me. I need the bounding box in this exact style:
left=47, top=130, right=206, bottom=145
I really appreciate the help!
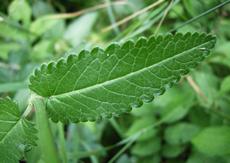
left=33, top=98, right=60, bottom=163
left=58, top=122, right=68, bottom=163
left=105, top=0, right=120, bottom=34
left=45, top=1, right=128, bottom=20
left=110, top=118, right=124, bottom=138
left=108, top=134, right=138, bottom=163
left=102, top=0, right=165, bottom=32
left=170, top=0, right=230, bottom=32
left=154, top=0, right=174, bottom=35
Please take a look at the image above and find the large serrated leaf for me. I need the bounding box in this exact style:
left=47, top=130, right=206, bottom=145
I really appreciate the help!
left=29, top=33, right=216, bottom=123
left=0, top=97, right=37, bottom=163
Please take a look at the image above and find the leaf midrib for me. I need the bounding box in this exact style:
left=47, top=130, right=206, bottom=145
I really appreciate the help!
left=49, top=40, right=212, bottom=99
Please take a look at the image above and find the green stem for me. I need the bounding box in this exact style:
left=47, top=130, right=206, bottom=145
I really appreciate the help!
left=105, top=0, right=120, bottom=34
left=110, top=118, right=124, bottom=138
left=170, top=0, right=230, bottom=32
left=58, top=122, right=68, bottom=163
left=33, top=98, right=60, bottom=163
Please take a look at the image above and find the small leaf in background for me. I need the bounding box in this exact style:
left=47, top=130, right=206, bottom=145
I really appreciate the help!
left=8, top=0, right=31, bottom=26
left=188, top=106, right=210, bottom=127
left=220, top=76, right=230, bottom=94
left=154, top=84, right=195, bottom=123
left=192, top=126, right=230, bottom=156
left=126, top=117, right=157, bottom=141
left=211, top=42, right=230, bottom=68
left=192, top=66, right=219, bottom=107
left=187, top=151, right=227, bottom=163
left=0, top=22, right=28, bottom=41
left=31, top=40, right=53, bottom=60
left=218, top=19, right=230, bottom=38
left=116, top=154, right=133, bottom=163
left=64, top=12, right=98, bottom=47
left=30, top=16, right=61, bottom=37
left=162, top=144, right=185, bottom=158
left=32, top=0, right=54, bottom=18
left=0, top=41, right=20, bottom=59
left=164, top=123, right=200, bottom=145
left=8, top=48, right=30, bottom=66
left=131, top=137, right=161, bottom=157
left=139, top=154, right=161, bottom=163
left=182, top=0, right=219, bottom=17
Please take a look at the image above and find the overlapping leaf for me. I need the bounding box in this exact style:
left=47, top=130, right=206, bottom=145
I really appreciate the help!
left=29, top=33, right=216, bottom=123
left=0, top=97, right=37, bottom=163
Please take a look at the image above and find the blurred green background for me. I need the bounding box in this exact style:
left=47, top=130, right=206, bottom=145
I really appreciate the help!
left=0, top=0, right=230, bottom=163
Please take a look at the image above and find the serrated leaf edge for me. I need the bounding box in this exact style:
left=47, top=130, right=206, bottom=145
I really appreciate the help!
left=29, top=32, right=216, bottom=123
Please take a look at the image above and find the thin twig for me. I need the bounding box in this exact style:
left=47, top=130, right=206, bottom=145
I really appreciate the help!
left=22, top=103, right=33, bottom=117
left=102, top=0, right=165, bottom=32
left=187, top=76, right=230, bottom=120
left=0, top=62, right=20, bottom=70
left=105, top=0, right=120, bottom=34
left=45, top=1, right=128, bottom=20
left=108, top=135, right=137, bottom=163
left=71, top=120, right=163, bottom=159
left=154, top=0, right=174, bottom=35
left=22, top=94, right=37, bottom=117
left=186, top=76, right=208, bottom=102
left=170, top=0, right=230, bottom=32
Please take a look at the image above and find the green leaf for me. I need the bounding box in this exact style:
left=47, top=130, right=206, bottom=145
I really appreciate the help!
left=188, top=106, right=210, bottom=127
left=187, top=151, right=227, bottom=163
left=32, top=1, right=54, bottom=18
left=164, top=123, right=200, bottom=145
left=162, top=144, right=185, bottom=158
left=0, top=41, right=20, bottom=59
left=64, top=12, right=98, bottom=47
left=139, top=155, right=161, bottom=163
left=0, top=22, right=28, bottom=41
left=126, top=117, right=157, bottom=141
left=0, top=97, right=37, bottom=163
left=30, top=16, right=62, bottom=37
left=131, top=137, right=161, bottom=157
left=31, top=40, right=53, bottom=60
left=8, top=0, right=31, bottom=26
left=192, top=67, right=219, bottom=107
left=29, top=33, right=216, bottom=123
left=192, top=126, right=230, bottom=156
left=154, top=84, right=195, bottom=123
left=220, top=76, right=230, bottom=94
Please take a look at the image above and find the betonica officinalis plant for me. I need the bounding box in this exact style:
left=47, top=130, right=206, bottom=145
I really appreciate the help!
left=0, top=32, right=216, bottom=163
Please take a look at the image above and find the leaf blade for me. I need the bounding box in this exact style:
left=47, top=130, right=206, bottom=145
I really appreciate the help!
left=29, top=33, right=216, bottom=123
left=0, top=97, right=37, bottom=162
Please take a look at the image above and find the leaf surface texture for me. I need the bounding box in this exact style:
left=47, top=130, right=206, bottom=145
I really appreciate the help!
left=0, top=97, right=37, bottom=163
left=29, top=33, right=216, bottom=123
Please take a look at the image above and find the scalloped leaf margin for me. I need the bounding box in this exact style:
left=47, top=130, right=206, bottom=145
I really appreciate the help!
left=0, top=97, right=37, bottom=163
left=29, top=33, right=216, bottom=123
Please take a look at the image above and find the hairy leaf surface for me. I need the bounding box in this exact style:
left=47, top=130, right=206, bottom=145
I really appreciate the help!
left=0, top=97, right=37, bottom=163
left=29, top=33, right=216, bottom=123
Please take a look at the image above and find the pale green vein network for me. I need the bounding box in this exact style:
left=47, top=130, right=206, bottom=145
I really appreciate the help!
left=29, top=33, right=216, bottom=123
left=0, top=97, right=37, bottom=163
left=51, top=41, right=211, bottom=98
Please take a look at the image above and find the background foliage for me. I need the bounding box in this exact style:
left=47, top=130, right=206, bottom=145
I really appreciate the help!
left=0, top=0, right=230, bottom=163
